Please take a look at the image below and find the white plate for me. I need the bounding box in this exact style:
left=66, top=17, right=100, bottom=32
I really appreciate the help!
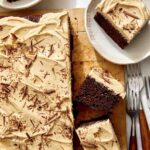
left=85, top=0, right=150, bottom=65
left=0, top=0, right=42, bottom=10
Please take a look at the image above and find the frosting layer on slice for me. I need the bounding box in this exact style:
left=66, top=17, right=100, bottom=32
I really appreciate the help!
left=89, top=67, right=125, bottom=99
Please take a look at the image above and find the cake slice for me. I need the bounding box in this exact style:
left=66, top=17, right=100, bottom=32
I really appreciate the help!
left=76, top=118, right=120, bottom=150
left=75, top=67, right=125, bottom=110
left=94, top=0, right=150, bottom=49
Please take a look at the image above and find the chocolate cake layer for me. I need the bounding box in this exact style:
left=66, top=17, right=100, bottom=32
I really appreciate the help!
left=94, top=12, right=128, bottom=49
left=75, top=76, right=120, bottom=110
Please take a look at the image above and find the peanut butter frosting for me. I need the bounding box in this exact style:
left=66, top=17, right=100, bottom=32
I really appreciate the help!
left=89, top=67, right=125, bottom=99
left=76, top=119, right=120, bottom=150
left=96, top=0, right=150, bottom=42
left=0, top=11, right=73, bottom=150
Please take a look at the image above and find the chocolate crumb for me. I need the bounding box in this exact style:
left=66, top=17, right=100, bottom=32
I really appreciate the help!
left=40, top=61, right=43, bottom=66
left=82, top=141, right=97, bottom=148
left=48, top=44, right=54, bottom=57
left=44, top=89, right=55, bottom=95
left=30, top=119, right=35, bottom=127
left=26, top=133, right=33, bottom=142
left=32, top=123, right=40, bottom=134
left=30, top=40, right=34, bottom=52
left=20, top=85, right=28, bottom=99
left=1, top=36, right=9, bottom=42
left=0, top=26, right=3, bottom=31
left=34, top=75, right=43, bottom=82
left=11, top=33, right=18, bottom=40
left=33, top=39, right=44, bottom=47
left=38, top=143, right=42, bottom=150
left=2, top=116, right=5, bottom=126
left=123, top=11, right=139, bottom=19
left=23, top=101, right=26, bottom=108
left=44, top=72, right=50, bottom=79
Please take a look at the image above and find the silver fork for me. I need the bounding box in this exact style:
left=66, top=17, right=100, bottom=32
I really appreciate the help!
left=125, top=63, right=143, bottom=150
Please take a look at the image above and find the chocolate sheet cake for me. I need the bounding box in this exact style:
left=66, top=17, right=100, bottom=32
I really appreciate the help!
left=75, top=67, right=125, bottom=110
left=0, top=12, right=73, bottom=150
left=76, top=118, right=120, bottom=150
left=95, top=0, right=150, bottom=49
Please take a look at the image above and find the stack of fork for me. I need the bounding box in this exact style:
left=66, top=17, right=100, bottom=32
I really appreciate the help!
left=125, top=63, right=150, bottom=150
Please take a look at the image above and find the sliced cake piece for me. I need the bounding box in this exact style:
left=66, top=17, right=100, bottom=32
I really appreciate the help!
left=94, top=0, right=150, bottom=49
left=75, top=67, right=125, bottom=110
left=76, top=118, right=120, bottom=150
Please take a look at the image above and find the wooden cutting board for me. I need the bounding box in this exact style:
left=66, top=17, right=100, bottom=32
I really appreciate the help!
left=0, top=8, right=127, bottom=150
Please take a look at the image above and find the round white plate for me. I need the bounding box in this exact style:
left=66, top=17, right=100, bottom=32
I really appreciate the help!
left=0, top=0, right=42, bottom=10
left=85, top=0, right=150, bottom=65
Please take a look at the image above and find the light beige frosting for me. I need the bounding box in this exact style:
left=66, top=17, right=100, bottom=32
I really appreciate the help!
left=89, top=67, right=125, bottom=98
left=0, top=11, right=73, bottom=150
left=96, top=0, right=150, bottom=42
left=76, top=119, right=120, bottom=150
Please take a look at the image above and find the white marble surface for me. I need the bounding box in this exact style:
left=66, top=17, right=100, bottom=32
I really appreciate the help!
left=0, top=0, right=149, bottom=150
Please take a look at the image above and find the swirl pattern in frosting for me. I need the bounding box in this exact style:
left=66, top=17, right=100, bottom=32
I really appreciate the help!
left=96, top=0, right=150, bottom=42
left=0, top=11, right=73, bottom=150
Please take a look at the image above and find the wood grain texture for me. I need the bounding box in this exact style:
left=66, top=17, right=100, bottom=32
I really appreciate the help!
left=139, top=110, right=150, bottom=150
left=0, top=8, right=127, bottom=150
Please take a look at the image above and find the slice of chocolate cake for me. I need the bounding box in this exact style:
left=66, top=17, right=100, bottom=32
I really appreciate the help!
left=76, top=118, right=120, bottom=150
left=75, top=67, right=125, bottom=110
left=94, top=0, right=150, bottom=49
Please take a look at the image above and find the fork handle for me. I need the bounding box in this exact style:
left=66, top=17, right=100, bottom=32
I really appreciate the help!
left=139, top=110, right=150, bottom=150
left=130, top=136, right=137, bottom=150
left=130, top=118, right=137, bottom=150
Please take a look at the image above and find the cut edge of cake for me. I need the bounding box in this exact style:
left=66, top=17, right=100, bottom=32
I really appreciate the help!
left=74, top=67, right=125, bottom=110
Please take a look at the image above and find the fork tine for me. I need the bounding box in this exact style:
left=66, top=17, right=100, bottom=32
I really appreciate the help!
left=144, top=76, right=150, bottom=99
left=132, top=63, right=141, bottom=77
left=130, top=64, right=135, bottom=77
left=132, top=91, right=136, bottom=110
left=126, top=65, right=131, bottom=77
left=132, top=90, right=138, bottom=110
left=127, top=63, right=140, bottom=78
left=126, top=83, right=132, bottom=109
left=148, top=76, right=150, bottom=98
left=132, top=64, right=137, bottom=77
left=137, top=63, right=142, bottom=76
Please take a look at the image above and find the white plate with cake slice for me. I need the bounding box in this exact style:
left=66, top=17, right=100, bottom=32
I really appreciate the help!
left=85, top=0, right=150, bottom=65
left=0, top=0, right=42, bottom=10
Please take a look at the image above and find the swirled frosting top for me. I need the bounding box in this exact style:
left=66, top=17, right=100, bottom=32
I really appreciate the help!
left=76, top=119, right=120, bottom=150
left=0, top=11, right=73, bottom=150
left=96, top=0, right=150, bottom=42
